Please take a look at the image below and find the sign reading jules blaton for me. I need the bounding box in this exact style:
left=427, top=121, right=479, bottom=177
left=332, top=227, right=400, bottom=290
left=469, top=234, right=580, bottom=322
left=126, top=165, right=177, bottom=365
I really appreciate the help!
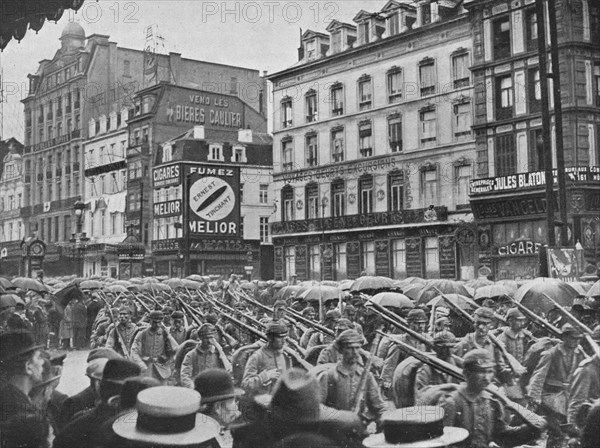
left=187, top=165, right=240, bottom=237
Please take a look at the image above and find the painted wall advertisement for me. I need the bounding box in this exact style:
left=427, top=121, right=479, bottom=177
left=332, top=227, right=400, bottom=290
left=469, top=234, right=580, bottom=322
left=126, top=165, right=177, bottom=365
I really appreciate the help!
left=187, top=165, right=241, bottom=238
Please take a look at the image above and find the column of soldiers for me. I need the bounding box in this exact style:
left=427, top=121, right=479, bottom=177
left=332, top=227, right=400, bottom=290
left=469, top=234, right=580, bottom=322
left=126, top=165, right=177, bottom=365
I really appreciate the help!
left=2, top=285, right=600, bottom=448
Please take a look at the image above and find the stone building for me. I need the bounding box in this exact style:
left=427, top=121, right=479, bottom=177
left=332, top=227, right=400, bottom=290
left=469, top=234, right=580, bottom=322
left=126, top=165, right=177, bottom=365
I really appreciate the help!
left=268, top=0, right=478, bottom=281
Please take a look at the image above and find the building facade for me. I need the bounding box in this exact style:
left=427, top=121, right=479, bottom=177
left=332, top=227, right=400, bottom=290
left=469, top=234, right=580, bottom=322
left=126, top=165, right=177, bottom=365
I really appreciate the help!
left=0, top=139, right=25, bottom=276
left=268, top=0, right=478, bottom=282
left=464, top=0, right=600, bottom=280
left=151, top=125, right=273, bottom=278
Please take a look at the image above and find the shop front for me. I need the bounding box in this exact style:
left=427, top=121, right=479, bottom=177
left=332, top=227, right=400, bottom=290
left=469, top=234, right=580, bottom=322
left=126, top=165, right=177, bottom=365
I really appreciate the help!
left=117, top=237, right=146, bottom=280
left=272, top=206, right=464, bottom=282
left=470, top=166, right=600, bottom=280
left=0, top=241, right=23, bottom=276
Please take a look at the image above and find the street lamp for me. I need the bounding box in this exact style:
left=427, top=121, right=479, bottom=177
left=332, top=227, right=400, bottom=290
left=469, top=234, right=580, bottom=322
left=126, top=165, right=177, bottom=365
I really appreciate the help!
left=71, top=199, right=89, bottom=277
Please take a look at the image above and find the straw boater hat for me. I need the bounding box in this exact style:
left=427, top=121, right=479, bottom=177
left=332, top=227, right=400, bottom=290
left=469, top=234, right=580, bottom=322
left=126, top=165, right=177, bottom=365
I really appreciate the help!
left=113, top=386, right=221, bottom=446
left=363, top=406, right=469, bottom=448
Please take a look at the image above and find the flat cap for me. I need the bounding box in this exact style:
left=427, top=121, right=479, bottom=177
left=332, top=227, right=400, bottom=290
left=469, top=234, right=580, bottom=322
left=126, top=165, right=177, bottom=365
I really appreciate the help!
left=148, top=310, right=164, bottom=321
left=273, top=300, right=288, bottom=310
left=325, top=309, right=342, bottom=321
left=171, top=311, right=184, bottom=320
left=433, top=331, right=457, bottom=347
left=334, top=318, right=353, bottom=332
left=561, top=323, right=583, bottom=337
left=336, top=329, right=363, bottom=347
left=198, top=323, right=217, bottom=338
left=407, top=308, right=428, bottom=322
left=463, top=349, right=495, bottom=371
left=474, top=307, right=495, bottom=322
left=266, top=322, right=288, bottom=337
left=118, top=306, right=132, bottom=315
left=505, top=308, right=526, bottom=321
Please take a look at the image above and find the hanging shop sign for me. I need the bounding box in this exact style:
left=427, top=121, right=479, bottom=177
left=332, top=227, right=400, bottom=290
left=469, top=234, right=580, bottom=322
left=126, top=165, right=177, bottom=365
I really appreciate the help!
left=187, top=165, right=241, bottom=237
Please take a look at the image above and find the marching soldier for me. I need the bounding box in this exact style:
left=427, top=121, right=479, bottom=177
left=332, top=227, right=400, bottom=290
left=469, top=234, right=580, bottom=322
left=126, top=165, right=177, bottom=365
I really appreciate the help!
left=307, top=309, right=341, bottom=349
left=180, top=324, right=231, bottom=388
left=268, top=300, right=299, bottom=341
left=241, top=322, right=292, bottom=396
left=344, top=304, right=364, bottom=335
left=527, top=323, right=585, bottom=448
left=442, top=349, right=536, bottom=448
left=130, top=310, right=179, bottom=382
left=318, top=329, right=387, bottom=420
left=168, top=311, right=188, bottom=345
left=414, top=331, right=460, bottom=403
left=105, top=306, right=138, bottom=358
left=454, top=307, right=495, bottom=358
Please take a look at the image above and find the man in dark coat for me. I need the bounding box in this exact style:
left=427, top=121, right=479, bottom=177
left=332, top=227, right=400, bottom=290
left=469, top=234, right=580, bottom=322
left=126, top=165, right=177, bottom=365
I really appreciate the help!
left=86, top=293, right=103, bottom=341
left=71, top=297, right=88, bottom=349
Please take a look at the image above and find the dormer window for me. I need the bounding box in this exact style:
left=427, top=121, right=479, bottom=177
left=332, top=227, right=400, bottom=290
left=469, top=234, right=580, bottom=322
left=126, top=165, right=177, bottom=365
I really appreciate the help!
left=306, top=39, right=316, bottom=60
left=232, top=145, right=246, bottom=163
left=162, top=144, right=173, bottom=163
left=305, top=90, right=318, bottom=123
left=388, top=11, right=400, bottom=36
left=209, top=144, right=224, bottom=161
left=359, top=22, right=370, bottom=45
left=331, top=31, right=342, bottom=53
left=281, top=97, right=293, bottom=128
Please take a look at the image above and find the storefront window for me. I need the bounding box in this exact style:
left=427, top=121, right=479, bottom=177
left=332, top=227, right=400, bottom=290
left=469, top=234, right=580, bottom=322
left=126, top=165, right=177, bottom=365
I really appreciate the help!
left=424, top=237, right=439, bottom=278
left=284, top=246, right=296, bottom=281
left=309, top=245, right=320, bottom=280
left=361, top=241, right=375, bottom=275
left=392, top=239, right=406, bottom=279
left=333, top=243, right=346, bottom=280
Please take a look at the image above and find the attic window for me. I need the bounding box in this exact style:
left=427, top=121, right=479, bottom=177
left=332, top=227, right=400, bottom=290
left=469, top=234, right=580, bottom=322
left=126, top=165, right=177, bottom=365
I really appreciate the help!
left=359, top=21, right=370, bottom=45
left=306, top=39, right=316, bottom=60
left=387, top=10, right=400, bottom=36
left=331, top=31, right=342, bottom=53
left=232, top=145, right=247, bottom=163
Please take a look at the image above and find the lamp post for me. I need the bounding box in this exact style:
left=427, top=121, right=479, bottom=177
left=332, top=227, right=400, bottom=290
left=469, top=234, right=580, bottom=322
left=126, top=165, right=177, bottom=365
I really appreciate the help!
left=71, top=200, right=89, bottom=277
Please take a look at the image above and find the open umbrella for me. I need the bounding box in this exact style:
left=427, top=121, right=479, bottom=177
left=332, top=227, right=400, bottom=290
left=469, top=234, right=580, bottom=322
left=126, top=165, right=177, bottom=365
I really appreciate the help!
left=369, top=292, right=414, bottom=309
left=113, top=280, right=132, bottom=287
left=0, top=294, right=24, bottom=308
left=186, top=274, right=206, bottom=282
left=339, top=279, right=354, bottom=291
left=427, top=293, right=477, bottom=310
left=274, top=285, right=302, bottom=300
left=297, top=285, right=341, bottom=302
left=11, top=277, right=49, bottom=292
left=474, top=284, right=514, bottom=301
left=129, top=278, right=144, bottom=284
left=466, top=277, right=494, bottom=290
left=415, top=280, right=471, bottom=305
left=0, top=277, right=15, bottom=291
left=401, top=283, right=427, bottom=301
left=587, top=280, right=600, bottom=298
left=350, top=276, right=396, bottom=293
left=163, top=278, right=184, bottom=288
left=395, top=277, right=426, bottom=289
left=514, top=277, right=579, bottom=314
left=80, top=280, right=103, bottom=290
left=107, top=284, right=128, bottom=293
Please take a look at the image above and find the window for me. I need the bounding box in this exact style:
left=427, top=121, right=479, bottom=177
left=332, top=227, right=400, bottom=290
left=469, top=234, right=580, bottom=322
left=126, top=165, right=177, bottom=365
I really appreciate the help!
left=529, top=128, right=545, bottom=171
left=359, top=121, right=373, bottom=157
left=361, top=241, right=375, bottom=275
left=495, top=134, right=517, bottom=176
left=455, top=165, right=471, bottom=206
left=331, top=31, right=342, bottom=53
left=358, top=76, right=372, bottom=110
left=64, top=215, right=71, bottom=241
left=496, top=75, right=514, bottom=119
left=419, top=61, right=436, bottom=96
left=259, top=184, right=268, bottom=204
left=305, top=91, right=317, bottom=122
left=422, top=169, right=438, bottom=205
left=330, top=84, right=344, bottom=116
left=359, top=176, right=373, bottom=214
left=306, top=134, right=318, bottom=167
left=209, top=144, right=223, bottom=161
left=387, top=69, right=403, bottom=103
left=282, top=187, right=294, bottom=221
left=493, top=16, right=511, bottom=59
left=452, top=53, right=470, bottom=89
left=305, top=184, right=319, bottom=219
left=388, top=116, right=403, bottom=152
left=420, top=109, right=437, bottom=145
left=331, top=128, right=344, bottom=162
left=309, top=245, right=321, bottom=280
left=392, top=239, right=406, bottom=279
left=124, top=60, right=131, bottom=77
left=424, top=237, right=440, bottom=278
left=306, top=39, right=316, bottom=60
left=281, top=98, right=293, bottom=128
left=260, top=217, right=270, bottom=243
left=111, top=213, right=118, bottom=234
left=595, top=63, right=600, bottom=106
left=284, top=246, right=296, bottom=280
left=453, top=101, right=472, bottom=138
left=387, top=12, right=400, bottom=36
left=100, top=210, right=106, bottom=235
left=331, top=180, right=345, bottom=217
left=57, top=96, right=62, bottom=117
left=528, top=69, right=541, bottom=113
left=282, top=140, right=294, bottom=171
left=359, top=21, right=370, bottom=45
left=90, top=211, right=95, bottom=235
left=333, top=243, right=346, bottom=280
left=233, top=146, right=246, bottom=163
left=389, top=171, right=404, bottom=212
left=526, top=9, right=538, bottom=51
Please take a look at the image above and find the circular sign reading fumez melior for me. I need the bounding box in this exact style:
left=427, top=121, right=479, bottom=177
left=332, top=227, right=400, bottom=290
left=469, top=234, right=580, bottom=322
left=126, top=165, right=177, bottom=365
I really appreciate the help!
left=190, top=176, right=236, bottom=221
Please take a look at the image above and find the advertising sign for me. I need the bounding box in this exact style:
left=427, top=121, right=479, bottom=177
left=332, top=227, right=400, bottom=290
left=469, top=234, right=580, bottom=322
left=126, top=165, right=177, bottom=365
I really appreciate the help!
left=187, top=165, right=240, bottom=237
left=153, top=164, right=181, bottom=188
left=547, top=247, right=583, bottom=282
left=163, top=90, right=244, bottom=130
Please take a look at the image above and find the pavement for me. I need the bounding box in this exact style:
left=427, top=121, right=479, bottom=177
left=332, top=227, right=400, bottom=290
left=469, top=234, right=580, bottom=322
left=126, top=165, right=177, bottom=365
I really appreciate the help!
left=51, top=349, right=91, bottom=397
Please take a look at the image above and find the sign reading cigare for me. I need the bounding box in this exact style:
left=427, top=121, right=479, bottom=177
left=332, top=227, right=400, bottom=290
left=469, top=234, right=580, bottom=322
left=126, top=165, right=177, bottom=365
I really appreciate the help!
left=187, top=165, right=240, bottom=237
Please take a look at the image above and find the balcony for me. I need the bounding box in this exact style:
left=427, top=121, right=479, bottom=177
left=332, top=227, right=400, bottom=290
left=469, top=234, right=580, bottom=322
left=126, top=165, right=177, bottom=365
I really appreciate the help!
left=360, top=148, right=373, bottom=158
left=332, top=107, right=344, bottom=116
left=271, top=206, right=449, bottom=236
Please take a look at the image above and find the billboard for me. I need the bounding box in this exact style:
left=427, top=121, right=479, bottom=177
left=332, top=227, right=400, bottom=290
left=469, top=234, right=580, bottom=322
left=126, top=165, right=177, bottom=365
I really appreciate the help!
left=546, top=247, right=584, bottom=282
left=187, top=164, right=240, bottom=238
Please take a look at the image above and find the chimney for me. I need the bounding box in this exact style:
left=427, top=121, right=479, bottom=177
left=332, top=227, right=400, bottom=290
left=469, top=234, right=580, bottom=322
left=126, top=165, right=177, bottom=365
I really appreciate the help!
left=193, top=125, right=205, bottom=140
left=238, top=128, right=253, bottom=143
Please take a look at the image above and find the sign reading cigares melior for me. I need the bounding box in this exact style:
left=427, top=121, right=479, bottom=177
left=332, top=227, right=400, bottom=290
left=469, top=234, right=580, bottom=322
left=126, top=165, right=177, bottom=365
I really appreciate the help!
left=186, top=164, right=241, bottom=238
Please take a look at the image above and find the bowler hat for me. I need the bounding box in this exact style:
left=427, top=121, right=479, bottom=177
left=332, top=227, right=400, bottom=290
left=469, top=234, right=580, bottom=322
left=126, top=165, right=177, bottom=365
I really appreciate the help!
left=148, top=310, right=164, bottom=321
left=118, top=376, right=161, bottom=410
left=112, top=386, right=221, bottom=446
left=100, top=358, right=141, bottom=385
left=194, top=368, right=244, bottom=404
left=363, top=406, right=468, bottom=448
left=87, top=347, right=122, bottom=363
left=86, top=358, right=109, bottom=380
left=506, top=308, right=527, bottom=321
left=266, top=322, right=288, bottom=337
left=463, top=349, right=495, bottom=371
left=0, top=331, right=44, bottom=363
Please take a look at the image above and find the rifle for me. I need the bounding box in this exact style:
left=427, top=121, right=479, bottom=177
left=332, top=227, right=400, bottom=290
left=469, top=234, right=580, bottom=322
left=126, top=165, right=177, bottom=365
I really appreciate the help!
left=436, top=289, right=526, bottom=376
left=130, top=293, right=152, bottom=314
left=211, top=305, right=313, bottom=371
left=97, top=293, right=132, bottom=359
left=506, top=296, right=562, bottom=337
left=542, top=293, right=600, bottom=359
left=351, top=326, right=384, bottom=413
left=379, top=331, right=547, bottom=432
